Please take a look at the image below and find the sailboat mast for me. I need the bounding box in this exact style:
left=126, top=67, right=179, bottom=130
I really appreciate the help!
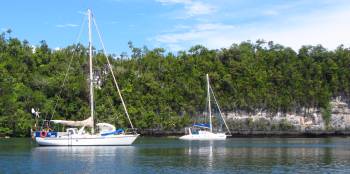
left=88, top=9, right=95, bottom=134
left=207, top=74, right=212, bottom=133
left=91, top=13, right=136, bottom=132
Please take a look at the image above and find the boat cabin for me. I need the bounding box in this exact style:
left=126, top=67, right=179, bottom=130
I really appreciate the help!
left=185, top=123, right=211, bottom=135
left=67, top=128, right=78, bottom=135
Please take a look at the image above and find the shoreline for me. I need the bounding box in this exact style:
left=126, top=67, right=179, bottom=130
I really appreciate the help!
left=138, top=130, right=350, bottom=138
left=2, top=130, right=350, bottom=139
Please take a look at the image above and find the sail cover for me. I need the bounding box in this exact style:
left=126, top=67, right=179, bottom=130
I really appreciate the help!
left=193, top=123, right=210, bottom=129
left=51, top=116, right=93, bottom=127
left=96, top=123, right=116, bottom=131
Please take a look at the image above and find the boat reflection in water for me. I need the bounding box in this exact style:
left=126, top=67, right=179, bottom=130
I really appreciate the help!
left=182, top=140, right=229, bottom=173
left=31, top=146, right=137, bottom=173
left=187, top=141, right=215, bottom=169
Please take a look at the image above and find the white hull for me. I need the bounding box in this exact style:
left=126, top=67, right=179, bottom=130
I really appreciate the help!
left=179, top=131, right=226, bottom=140
left=36, top=134, right=139, bottom=146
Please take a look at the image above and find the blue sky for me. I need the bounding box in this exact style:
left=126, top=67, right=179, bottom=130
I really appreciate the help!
left=1, top=0, right=350, bottom=55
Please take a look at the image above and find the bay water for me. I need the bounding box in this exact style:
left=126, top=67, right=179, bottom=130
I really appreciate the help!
left=0, top=137, right=349, bottom=173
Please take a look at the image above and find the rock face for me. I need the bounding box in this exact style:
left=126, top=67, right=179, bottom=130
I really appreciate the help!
left=224, top=97, right=350, bottom=132
left=329, top=98, right=350, bottom=130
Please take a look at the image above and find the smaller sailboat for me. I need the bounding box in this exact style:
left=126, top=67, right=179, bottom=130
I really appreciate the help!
left=179, top=74, right=231, bottom=140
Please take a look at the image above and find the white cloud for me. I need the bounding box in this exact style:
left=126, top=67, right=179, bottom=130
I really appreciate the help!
left=154, top=2, right=350, bottom=51
left=156, top=0, right=215, bottom=17
left=55, top=24, right=79, bottom=28
left=185, top=1, right=215, bottom=16
left=154, top=23, right=237, bottom=51
left=157, top=0, right=192, bottom=5
left=167, top=43, right=186, bottom=51
left=260, top=8, right=350, bottom=50
left=262, top=10, right=279, bottom=16
left=174, top=24, right=192, bottom=30
left=195, top=23, right=235, bottom=31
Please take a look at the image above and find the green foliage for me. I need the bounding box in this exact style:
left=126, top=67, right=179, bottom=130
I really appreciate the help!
left=278, top=119, right=294, bottom=131
left=0, top=127, right=12, bottom=135
left=321, top=102, right=332, bottom=129
left=253, top=118, right=271, bottom=131
left=0, top=32, right=348, bottom=136
left=247, top=117, right=254, bottom=128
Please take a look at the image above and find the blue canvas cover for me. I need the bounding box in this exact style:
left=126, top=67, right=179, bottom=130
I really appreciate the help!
left=193, top=123, right=210, bottom=129
left=101, top=128, right=124, bottom=136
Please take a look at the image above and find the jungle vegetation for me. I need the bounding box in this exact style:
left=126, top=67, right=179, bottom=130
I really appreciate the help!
left=1, top=31, right=350, bottom=136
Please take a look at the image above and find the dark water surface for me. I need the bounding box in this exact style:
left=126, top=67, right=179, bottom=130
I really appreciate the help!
left=0, top=137, right=349, bottom=173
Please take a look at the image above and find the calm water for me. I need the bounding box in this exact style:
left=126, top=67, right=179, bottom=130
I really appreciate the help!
left=0, top=137, right=349, bottom=174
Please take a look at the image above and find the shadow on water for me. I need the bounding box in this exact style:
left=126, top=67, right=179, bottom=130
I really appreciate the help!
left=322, top=137, right=333, bottom=165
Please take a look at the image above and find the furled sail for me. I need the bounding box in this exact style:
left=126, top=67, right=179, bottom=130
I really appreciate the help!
left=50, top=116, right=93, bottom=127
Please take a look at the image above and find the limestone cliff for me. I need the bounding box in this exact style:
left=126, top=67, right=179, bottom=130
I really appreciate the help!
left=224, top=97, right=350, bottom=133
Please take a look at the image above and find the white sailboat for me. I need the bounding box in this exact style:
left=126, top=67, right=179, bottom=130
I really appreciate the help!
left=33, top=9, right=139, bottom=146
left=179, top=74, right=231, bottom=140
